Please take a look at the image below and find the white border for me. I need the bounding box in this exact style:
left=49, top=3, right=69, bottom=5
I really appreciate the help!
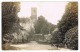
left=0, top=0, right=79, bottom=52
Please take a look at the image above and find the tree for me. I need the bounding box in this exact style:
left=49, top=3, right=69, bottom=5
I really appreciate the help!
left=34, top=15, right=56, bottom=34
left=48, top=23, right=56, bottom=33
left=34, top=16, right=47, bottom=34
left=51, top=29, right=62, bottom=49
left=51, top=28, right=62, bottom=44
left=2, top=2, right=20, bottom=49
left=40, top=22, right=49, bottom=34
left=51, top=31, right=60, bottom=44
left=57, top=2, right=78, bottom=42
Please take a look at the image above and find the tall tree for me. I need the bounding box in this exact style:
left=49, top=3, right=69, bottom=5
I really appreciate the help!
left=2, top=2, right=20, bottom=47
left=34, top=16, right=47, bottom=34
left=57, top=2, right=78, bottom=42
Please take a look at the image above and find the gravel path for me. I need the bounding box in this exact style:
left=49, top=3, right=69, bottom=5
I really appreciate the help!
left=10, top=41, right=71, bottom=50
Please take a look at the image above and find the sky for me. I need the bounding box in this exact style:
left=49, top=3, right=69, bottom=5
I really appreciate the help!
left=18, top=2, right=68, bottom=25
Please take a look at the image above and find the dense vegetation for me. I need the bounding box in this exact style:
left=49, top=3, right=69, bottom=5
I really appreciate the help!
left=2, top=2, right=20, bottom=50
left=51, top=29, right=62, bottom=44
left=58, top=2, right=78, bottom=41
left=64, top=26, right=78, bottom=50
left=34, top=16, right=56, bottom=35
left=51, top=2, right=78, bottom=50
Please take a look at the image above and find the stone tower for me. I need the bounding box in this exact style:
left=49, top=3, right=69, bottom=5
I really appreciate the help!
left=30, top=7, right=37, bottom=24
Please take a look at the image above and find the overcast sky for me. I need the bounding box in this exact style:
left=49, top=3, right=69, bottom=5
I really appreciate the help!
left=18, top=2, right=68, bottom=25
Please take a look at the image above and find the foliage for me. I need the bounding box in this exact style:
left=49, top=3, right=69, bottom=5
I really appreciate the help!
left=57, top=2, right=78, bottom=42
left=64, top=26, right=78, bottom=50
left=51, top=29, right=62, bottom=44
left=34, top=15, right=56, bottom=34
left=34, top=16, right=46, bottom=34
left=2, top=2, right=20, bottom=44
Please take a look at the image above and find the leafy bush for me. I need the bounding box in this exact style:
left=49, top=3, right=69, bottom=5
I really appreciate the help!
left=64, top=26, right=78, bottom=50
left=51, top=29, right=62, bottom=44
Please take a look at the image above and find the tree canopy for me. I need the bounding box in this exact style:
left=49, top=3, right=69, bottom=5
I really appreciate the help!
left=57, top=2, right=78, bottom=41
left=2, top=2, right=20, bottom=44
left=34, top=15, right=56, bottom=34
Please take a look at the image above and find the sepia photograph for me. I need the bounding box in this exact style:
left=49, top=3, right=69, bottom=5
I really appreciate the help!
left=2, top=1, right=78, bottom=50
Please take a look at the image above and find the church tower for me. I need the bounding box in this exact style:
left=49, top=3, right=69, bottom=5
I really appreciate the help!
left=30, top=7, right=37, bottom=24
